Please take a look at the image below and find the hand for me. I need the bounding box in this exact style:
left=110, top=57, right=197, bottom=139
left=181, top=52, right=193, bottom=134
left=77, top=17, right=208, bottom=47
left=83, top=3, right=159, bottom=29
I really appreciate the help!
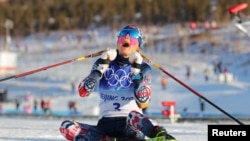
left=78, top=76, right=97, bottom=97
left=129, top=51, right=143, bottom=75
left=97, top=48, right=117, bottom=74
left=101, top=48, right=117, bottom=61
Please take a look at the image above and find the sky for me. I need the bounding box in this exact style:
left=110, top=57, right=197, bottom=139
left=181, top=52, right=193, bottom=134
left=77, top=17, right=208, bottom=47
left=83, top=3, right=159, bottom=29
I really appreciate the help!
left=0, top=23, right=250, bottom=141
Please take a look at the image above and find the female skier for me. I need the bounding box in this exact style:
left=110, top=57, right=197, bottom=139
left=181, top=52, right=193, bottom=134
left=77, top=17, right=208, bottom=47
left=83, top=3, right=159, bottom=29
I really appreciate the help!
left=59, top=24, right=176, bottom=141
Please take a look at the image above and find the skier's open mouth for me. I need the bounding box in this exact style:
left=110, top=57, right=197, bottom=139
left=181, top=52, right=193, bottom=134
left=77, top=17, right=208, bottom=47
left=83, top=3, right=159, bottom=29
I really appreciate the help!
left=122, top=43, right=130, bottom=47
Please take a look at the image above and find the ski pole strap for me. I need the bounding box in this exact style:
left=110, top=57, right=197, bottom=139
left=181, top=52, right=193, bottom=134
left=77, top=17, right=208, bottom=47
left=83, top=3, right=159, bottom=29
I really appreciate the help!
left=131, top=63, right=141, bottom=69
left=99, top=58, right=111, bottom=64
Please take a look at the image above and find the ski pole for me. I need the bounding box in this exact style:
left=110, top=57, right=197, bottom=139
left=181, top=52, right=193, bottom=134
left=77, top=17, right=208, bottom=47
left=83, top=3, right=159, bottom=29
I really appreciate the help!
left=140, top=52, right=244, bottom=125
left=0, top=49, right=107, bottom=82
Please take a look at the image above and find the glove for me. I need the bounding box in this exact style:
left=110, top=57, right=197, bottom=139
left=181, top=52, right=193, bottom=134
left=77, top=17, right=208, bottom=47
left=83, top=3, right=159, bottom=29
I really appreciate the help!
left=78, top=70, right=102, bottom=97
left=78, top=76, right=97, bottom=97
left=97, top=49, right=117, bottom=74
left=129, top=51, right=143, bottom=75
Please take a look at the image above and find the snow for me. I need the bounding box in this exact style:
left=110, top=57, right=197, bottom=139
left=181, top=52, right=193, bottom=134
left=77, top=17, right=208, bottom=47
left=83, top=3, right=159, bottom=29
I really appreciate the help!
left=0, top=115, right=211, bottom=141
left=0, top=24, right=250, bottom=141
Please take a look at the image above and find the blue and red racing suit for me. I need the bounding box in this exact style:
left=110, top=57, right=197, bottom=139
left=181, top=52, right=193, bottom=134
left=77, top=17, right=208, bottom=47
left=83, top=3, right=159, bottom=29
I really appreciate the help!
left=60, top=53, right=162, bottom=141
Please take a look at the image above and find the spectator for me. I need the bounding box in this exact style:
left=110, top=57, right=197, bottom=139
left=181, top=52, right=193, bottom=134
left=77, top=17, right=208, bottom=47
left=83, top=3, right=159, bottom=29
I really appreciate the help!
left=190, top=22, right=197, bottom=30
left=186, top=65, right=191, bottom=79
left=199, top=98, right=205, bottom=117
left=23, top=100, right=32, bottom=114
left=217, top=61, right=222, bottom=73
left=161, top=76, right=168, bottom=90
left=71, top=81, right=76, bottom=94
left=40, top=98, right=46, bottom=113
left=68, top=100, right=78, bottom=115
left=33, top=99, right=38, bottom=111
left=44, top=98, right=51, bottom=115
left=223, top=68, right=229, bottom=83
left=204, top=68, right=210, bottom=82
left=15, top=97, right=21, bottom=111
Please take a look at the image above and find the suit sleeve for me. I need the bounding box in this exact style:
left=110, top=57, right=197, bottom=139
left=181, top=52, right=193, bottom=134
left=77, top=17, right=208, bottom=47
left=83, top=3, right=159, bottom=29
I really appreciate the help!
left=133, top=62, right=152, bottom=109
left=78, top=59, right=103, bottom=97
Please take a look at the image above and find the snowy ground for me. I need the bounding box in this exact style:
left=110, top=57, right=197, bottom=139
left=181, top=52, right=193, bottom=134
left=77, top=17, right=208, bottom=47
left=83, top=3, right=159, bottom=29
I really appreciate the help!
left=0, top=115, right=213, bottom=141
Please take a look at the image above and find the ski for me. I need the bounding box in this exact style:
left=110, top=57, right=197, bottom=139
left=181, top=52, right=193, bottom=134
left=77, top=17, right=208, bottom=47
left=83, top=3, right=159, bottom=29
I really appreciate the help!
left=107, top=136, right=175, bottom=141
left=145, top=136, right=167, bottom=141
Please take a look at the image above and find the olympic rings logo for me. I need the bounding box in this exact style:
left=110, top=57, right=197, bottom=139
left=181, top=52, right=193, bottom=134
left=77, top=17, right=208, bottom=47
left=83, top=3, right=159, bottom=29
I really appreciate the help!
left=104, top=66, right=133, bottom=88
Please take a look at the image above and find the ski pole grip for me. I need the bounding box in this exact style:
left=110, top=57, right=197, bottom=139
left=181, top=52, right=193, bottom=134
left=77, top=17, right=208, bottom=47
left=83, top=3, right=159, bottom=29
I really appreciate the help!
left=138, top=51, right=151, bottom=63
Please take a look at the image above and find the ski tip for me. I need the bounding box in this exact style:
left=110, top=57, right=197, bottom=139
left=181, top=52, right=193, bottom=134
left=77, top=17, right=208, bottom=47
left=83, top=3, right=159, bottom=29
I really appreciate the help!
left=227, top=3, right=248, bottom=15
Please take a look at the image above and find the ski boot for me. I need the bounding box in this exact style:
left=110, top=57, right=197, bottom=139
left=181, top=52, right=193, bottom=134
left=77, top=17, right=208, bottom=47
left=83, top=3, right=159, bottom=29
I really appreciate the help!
left=151, top=126, right=176, bottom=141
